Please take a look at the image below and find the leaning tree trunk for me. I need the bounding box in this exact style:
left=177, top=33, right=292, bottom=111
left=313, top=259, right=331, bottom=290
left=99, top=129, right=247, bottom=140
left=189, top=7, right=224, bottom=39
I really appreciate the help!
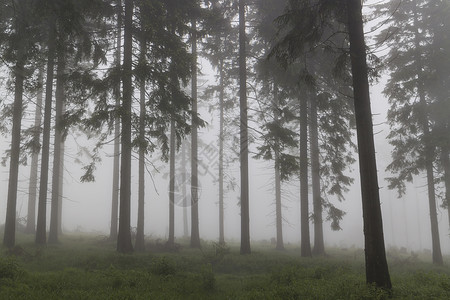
left=310, top=96, right=324, bottom=255
left=299, top=94, right=311, bottom=257
left=346, top=0, right=392, bottom=288
left=36, top=17, right=57, bottom=245
left=3, top=31, right=26, bottom=248
left=239, top=0, right=251, bottom=255
left=218, top=58, right=225, bottom=245
left=110, top=0, right=122, bottom=242
left=49, top=43, right=66, bottom=244
left=135, top=33, right=146, bottom=252
left=117, top=0, right=133, bottom=254
left=25, top=70, right=43, bottom=235
left=190, top=19, right=201, bottom=248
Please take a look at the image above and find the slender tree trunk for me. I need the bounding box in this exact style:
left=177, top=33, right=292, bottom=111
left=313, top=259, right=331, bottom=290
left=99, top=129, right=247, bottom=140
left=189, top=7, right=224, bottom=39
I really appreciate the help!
left=135, top=34, right=146, bottom=252
left=239, top=0, right=251, bottom=255
left=36, top=17, right=57, bottom=245
left=310, top=96, right=324, bottom=255
left=117, top=0, right=133, bottom=253
left=190, top=19, right=201, bottom=248
left=26, top=69, right=43, bottom=234
left=168, top=117, right=175, bottom=246
left=57, top=115, right=65, bottom=236
left=181, top=140, right=189, bottom=238
left=274, top=152, right=284, bottom=250
left=218, top=59, right=225, bottom=245
left=3, top=33, right=26, bottom=248
left=299, top=94, right=311, bottom=257
left=412, top=2, right=443, bottom=265
left=346, top=0, right=392, bottom=288
left=273, top=83, right=283, bottom=251
left=49, top=43, right=66, bottom=244
left=110, top=0, right=122, bottom=242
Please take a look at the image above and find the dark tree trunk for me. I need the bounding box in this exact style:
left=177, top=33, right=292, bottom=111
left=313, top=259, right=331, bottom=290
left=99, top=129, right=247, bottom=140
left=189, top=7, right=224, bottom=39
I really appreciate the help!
left=310, top=96, right=324, bottom=255
left=181, top=140, right=189, bottom=238
left=218, top=59, right=225, bottom=245
left=36, top=17, right=57, bottom=245
left=3, top=33, right=26, bottom=248
left=26, top=70, right=43, bottom=235
left=110, top=0, right=122, bottom=242
left=412, top=2, right=443, bottom=265
left=346, top=0, right=392, bottom=288
left=135, top=34, right=146, bottom=252
left=239, top=0, right=251, bottom=255
left=57, top=119, right=65, bottom=236
left=168, top=117, right=175, bottom=246
left=274, top=152, right=284, bottom=250
left=299, top=94, right=311, bottom=257
left=117, top=0, right=133, bottom=254
left=273, top=84, right=283, bottom=251
left=49, top=43, right=66, bottom=244
left=190, top=19, right=201, bottom=248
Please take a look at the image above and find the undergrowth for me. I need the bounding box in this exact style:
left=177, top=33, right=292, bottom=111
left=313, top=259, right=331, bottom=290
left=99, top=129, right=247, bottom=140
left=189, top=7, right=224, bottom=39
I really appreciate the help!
left=0, top=233, right=449, bottom=299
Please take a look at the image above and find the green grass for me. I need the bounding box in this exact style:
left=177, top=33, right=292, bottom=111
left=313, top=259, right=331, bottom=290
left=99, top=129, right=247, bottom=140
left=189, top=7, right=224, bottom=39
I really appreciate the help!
left=0, top=233, right=449, bottom=299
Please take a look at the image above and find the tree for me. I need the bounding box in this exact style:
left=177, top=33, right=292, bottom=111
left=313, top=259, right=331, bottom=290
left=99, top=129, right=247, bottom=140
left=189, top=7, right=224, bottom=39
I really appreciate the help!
left=3, top=0, right=30, bottom=248
left=239, top=0, right=250, bottom=255
left=376, top=0, right=444, bottom=265
left=346, top=0, right=392, bottom=288
left=117, top=0, right=134, bottom=253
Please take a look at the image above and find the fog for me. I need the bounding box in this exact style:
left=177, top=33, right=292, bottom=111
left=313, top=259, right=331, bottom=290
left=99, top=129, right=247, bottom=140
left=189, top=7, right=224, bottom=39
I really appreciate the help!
left=1, top=65, right=449, bottom=254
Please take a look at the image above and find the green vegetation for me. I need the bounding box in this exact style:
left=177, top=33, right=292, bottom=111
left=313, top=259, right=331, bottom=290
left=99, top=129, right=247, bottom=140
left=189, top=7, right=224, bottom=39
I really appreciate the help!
left=0, top=234, right=449, bottom=299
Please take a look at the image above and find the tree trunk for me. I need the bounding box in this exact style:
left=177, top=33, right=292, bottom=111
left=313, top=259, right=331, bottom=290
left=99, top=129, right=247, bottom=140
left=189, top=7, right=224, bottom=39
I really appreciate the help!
left=135, top=31, right=147, bottom=252
left=117, top=0, right=133, bottom=254
left=239, top=0, right=251, bottom=255
left=135, top=34, right=146, bottom=252
left=218, top=59, right=225, bottom=245
left=57, top=116, right=65, bottom=236
left=346, top=0, right=392, bottom=288
left=274, top=152, right=284, bottom=250
left=310, top=96, right=324, bottom=255
left=26, top=69, right=43, bottom=235
left=168, top=117, right=175, bottom=246
left=48, top=43, right=66, bottom=244
left=110, top=0, right=122, bottom=242
left=273, top=83, right=283, bottom=251
left=181, top=139, right=189, bottom=238
left=3, top=31, right=26, bottom=248
left=299, top=94, right=311, bottom=257
left=412, top=1, right=443, bottom=265
left=190, top=19, right=201, bottom=248
left=36, top=17, right=57, bottom=245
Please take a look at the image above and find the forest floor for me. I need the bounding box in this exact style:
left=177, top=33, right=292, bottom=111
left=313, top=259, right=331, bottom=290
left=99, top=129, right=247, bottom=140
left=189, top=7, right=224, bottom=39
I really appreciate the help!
left=0, top=233, right=449, bottom=299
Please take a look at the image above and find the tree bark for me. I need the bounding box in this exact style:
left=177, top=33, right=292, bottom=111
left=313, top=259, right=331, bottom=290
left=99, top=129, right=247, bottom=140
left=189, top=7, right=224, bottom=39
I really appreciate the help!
left=239, top=0, right=251, bottom=255
left=117, top=0, right=133, bottom=254
left=442, top=145, right=450, bottom=229
left=190, top=19, right=201, bottom=248
left=57, top=117, right=65, bottom=236
left=300, top=93, right=311, bottom=257
left=36, top=17, right=57, bottom=245
left=110, top=0, right=122, bottom=242
left=48, top=42, right=66, bottom=244
left=181, top=139, right=189, bottom=238
left=346, top=0, right=392, bottom=288
left=26, top=71, right=43, bottom=235
left=3, top=28, right=26, bottom=248
left=274, top=152, right=284, bottom=250
left=218, top=59, right=225, bottom=245
left=310, top=96, right=324, bottom=255
left=135, top=33, right=146, bottom=252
